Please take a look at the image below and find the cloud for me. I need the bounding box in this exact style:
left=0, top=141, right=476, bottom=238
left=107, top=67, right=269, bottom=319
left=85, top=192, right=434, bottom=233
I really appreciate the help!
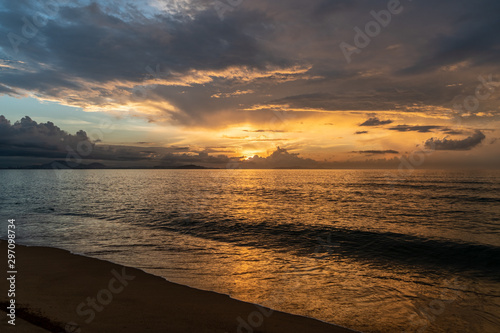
left=243, top=129, right=287, bottom=133
left=400, top=0, right=500, bottom=74
left=0, top=0, right=499, bottom=130
left=0, top=84, right=16, bottom=95
left=0, top=115, right=91, bottom=158
left=243, top=146, right=319, bottom=168
left=0, top=0, right=302, bottom=124
left=360, top=117, right=393, bottom=126
left=424, top=130, right=486, bottom=150
left=354, top=131, right=368, bottom=135
left=388, top=125, right=443, bottom=133
left=211, top=89, right=254, bottom=98
left=313, top=0, right=356, bottom=18
left=353, top=150, right=399, bottom=155
left=0, top=115, right=203, bottom=164
left=2, top=115, right=496, bottom=169
left=262, top=92, right=422, bottom=114
left=441, top=128, right=465, bottom=135
left=388, top=125, right=470, bottom=134
left=0, top=116, right=315, bottom=168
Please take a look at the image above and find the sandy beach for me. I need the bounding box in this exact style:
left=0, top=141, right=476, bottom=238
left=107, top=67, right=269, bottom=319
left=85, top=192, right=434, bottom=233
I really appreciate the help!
left=0, top=240, right=357, bottom=333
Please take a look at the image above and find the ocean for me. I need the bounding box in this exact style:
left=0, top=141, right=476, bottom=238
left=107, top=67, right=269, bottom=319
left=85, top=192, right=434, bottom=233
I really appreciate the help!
left=1, top=169, right=499, bottom=332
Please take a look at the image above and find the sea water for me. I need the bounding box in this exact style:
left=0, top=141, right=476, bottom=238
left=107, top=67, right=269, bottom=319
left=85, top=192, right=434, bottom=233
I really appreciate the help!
left=1, top=169, right=499, bottom=332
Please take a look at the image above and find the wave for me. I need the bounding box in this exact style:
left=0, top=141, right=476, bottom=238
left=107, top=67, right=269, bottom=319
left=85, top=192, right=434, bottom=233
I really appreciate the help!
left=150, top=213, right=500, bottom=279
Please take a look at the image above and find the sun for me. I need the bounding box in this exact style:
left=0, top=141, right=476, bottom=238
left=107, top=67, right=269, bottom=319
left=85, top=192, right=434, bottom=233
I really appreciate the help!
left=242, top=151, right=259, bottom=160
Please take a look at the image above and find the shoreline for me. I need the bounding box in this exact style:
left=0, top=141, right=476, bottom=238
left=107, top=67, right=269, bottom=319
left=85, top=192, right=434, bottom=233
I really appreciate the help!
left=0, top=240, right=359, bottom=333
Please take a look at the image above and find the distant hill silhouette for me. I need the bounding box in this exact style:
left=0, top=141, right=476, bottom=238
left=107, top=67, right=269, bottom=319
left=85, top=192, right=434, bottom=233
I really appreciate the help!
left=154, top=164, right=214, bottom=169
left=5, top=160, right=107, bottom=169
left=2, top=161, right=217, bottom=170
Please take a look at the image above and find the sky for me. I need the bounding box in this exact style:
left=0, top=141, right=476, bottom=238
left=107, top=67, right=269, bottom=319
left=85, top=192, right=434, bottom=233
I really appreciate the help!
left=0, top=0, right=499, bottom=168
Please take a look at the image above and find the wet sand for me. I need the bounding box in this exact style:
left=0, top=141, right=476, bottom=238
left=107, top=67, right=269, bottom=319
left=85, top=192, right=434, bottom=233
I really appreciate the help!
left=0, top=240, right=357, bottom=332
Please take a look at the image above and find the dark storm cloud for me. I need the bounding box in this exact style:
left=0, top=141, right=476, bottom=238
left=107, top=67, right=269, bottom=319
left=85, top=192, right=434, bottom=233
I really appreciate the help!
left=400, top=0, right=500, bottom=74
left=0, top=0, right=499, bottom=126
left=0, top=1, right=282, bottom=80
left=0, top=1, right=289, bottom=98
left=424, top=130, right=486, bottom=151
left=360, top=117, right=393, bottom=126
left=0, top=115, right=91, bottom=156
left=313, top=0, right=356, bottom=17
left=0, top=70, right=82, bottom=94
left=0, top=115, right=206, bottom=165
